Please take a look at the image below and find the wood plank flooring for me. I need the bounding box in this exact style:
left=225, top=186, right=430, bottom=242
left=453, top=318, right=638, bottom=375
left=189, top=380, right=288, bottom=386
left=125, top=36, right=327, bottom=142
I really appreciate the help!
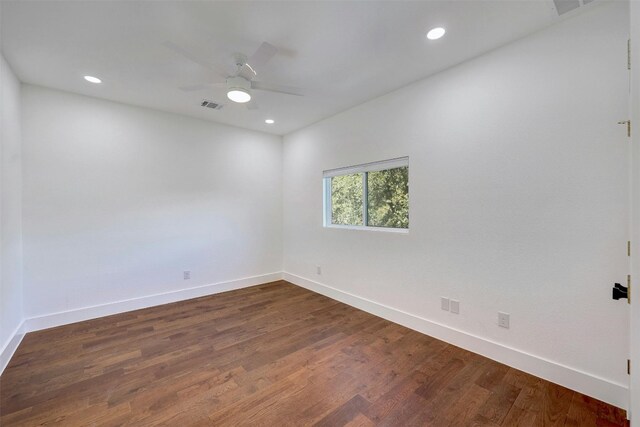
left=0, top=280, right=628, bottom=426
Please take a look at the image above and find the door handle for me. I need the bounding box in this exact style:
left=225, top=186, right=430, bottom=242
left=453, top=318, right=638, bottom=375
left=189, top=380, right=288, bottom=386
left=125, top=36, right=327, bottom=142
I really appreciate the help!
left=612, top=283, right=629, bottom=301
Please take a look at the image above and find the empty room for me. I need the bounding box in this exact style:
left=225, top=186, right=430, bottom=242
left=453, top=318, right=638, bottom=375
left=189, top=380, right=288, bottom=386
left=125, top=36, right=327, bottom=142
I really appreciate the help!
left=1, top=0, right=640, bottom=425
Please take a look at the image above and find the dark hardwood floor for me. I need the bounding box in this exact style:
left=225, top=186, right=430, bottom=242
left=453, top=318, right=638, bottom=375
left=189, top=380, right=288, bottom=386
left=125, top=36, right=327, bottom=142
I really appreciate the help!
left=0, top=280, right=628, bottom=426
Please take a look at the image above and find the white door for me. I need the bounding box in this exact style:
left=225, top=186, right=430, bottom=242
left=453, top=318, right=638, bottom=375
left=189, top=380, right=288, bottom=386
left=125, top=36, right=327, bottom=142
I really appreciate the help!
left=630, top=1, right=640, bottom=423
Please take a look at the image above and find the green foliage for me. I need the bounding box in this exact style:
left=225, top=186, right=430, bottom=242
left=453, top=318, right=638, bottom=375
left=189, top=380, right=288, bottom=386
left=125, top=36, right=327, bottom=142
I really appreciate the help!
left=367, top=167, right=409, bottom=228
left=330, top=167, right=409, bottom=229
left=331, top=174, right=363, bottom=226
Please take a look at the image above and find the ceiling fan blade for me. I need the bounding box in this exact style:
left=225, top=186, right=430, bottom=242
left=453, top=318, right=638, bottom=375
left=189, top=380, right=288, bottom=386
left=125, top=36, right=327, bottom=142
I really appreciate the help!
left=179, top=84, right=210, bottom=92
left=248, top=42, right=277, bottom=68
left=163, top=41, right=228, bottom=79
left=251, top=81, right=304, bottom=97
left=178, top=82, right=226, bottom=92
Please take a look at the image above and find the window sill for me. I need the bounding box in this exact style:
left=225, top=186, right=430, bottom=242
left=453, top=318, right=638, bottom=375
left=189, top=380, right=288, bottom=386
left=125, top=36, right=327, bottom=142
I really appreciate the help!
left=324, top=224, right=409, bottom=234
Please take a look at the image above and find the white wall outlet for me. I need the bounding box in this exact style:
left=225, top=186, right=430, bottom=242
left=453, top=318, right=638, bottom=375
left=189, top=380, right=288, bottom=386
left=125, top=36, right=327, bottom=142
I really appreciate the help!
left=498, top=312, right=510, bottom=329
left=441, top=297, right=450, bottom=311
left=450, top=300, right=460, bottom=314
left=183, top=271, right=191, bottom=280
left=316, top=265, right=322, bottom=275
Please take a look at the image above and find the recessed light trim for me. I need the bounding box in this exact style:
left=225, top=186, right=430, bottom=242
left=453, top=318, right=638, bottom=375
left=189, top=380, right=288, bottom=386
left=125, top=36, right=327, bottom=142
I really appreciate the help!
left=227, top=89, right=251, bottom=103
left=265, top=119, right=275, bottom=124
left=84, top=75, right=102, bottom=84
left=426, top=27, right=446, bottom=40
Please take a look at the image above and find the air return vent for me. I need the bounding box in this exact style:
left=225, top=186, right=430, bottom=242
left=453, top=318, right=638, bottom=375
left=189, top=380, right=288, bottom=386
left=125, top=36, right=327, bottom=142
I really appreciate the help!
left=201, top=100, right=223, bottom=110
left=553, top=0, right=595, bottom=15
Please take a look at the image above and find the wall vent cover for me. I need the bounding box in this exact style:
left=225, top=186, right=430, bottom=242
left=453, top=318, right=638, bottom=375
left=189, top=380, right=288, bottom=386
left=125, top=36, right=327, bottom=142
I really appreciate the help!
left=201, top=100, right=223, bottom=110
left=553, top=0, right=594, bottom=15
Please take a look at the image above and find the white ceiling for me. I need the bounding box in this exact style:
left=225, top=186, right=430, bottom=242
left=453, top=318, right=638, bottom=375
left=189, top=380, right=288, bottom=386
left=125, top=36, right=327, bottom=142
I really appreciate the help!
left=1, top=1, right=579, bottom=135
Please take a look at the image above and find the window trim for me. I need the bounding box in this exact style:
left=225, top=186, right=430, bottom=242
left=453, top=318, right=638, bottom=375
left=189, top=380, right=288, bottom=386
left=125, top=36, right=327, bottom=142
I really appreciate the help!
left=323, top=157, right=409, bottom=233
left=325, top=223, right=409, bottom=234
left=322, top=157, right=409, bottom=178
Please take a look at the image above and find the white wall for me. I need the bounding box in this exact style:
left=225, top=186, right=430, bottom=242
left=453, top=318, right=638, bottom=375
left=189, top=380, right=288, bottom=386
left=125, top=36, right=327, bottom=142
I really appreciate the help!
left=21, top=85, right=282, bottom=322
left=283, top=1, right=630, bottom=408
left=0, top=52, right=24, bottom=369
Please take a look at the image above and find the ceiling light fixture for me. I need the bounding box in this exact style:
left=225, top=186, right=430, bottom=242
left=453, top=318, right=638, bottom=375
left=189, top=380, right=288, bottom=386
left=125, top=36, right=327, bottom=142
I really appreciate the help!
left=426, top=27, right=446, bottom=40
left=227, top=89, right=251, bottom=103
left=84, top=75, right=102, bottom=84
left=226, top=76, right=252, bottom=103
left=265, top=119, right=275, bottom=124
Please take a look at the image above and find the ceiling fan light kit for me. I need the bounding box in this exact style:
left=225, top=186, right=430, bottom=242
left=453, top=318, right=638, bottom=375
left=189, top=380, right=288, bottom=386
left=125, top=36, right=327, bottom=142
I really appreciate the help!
left=227, top=89, right=251, bottom=103
left=226, top=76, right=252, bottom=103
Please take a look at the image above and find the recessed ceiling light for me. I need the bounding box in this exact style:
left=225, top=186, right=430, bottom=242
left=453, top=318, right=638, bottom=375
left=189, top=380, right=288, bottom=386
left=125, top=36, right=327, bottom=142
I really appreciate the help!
left=265, top=119, right=275, bottom=124
left=84, top=75, right=102, bottom=84
left=426, top=27, right=446, bottom=40
left=227, top=89, right=251, bottom=103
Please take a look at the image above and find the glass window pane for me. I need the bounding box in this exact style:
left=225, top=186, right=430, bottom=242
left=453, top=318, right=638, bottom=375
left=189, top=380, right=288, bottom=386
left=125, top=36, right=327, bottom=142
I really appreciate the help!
left=367, top=167, right=409, bottom=228
left=331, top=174, right=363, bottom=226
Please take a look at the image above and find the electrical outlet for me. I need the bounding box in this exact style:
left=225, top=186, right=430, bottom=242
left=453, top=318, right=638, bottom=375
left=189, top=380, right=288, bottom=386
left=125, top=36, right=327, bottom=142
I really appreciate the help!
left=441, top=297, right=450, bottom=311
left=498, top=312, right=510, bottom=329
left=183, top=271, right=191, bottom=280
left=316, top=265, right=322, bottom=275
left=450, top=300, right=460, bottom=314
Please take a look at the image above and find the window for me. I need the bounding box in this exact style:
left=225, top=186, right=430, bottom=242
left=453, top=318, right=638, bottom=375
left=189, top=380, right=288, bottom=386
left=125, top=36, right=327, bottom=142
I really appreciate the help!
left=323, top=157, right=409, bottom=231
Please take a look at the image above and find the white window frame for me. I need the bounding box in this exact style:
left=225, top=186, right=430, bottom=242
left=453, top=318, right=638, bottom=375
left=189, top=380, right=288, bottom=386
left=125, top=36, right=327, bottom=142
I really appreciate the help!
left=323, top=157, right=409, bottom=233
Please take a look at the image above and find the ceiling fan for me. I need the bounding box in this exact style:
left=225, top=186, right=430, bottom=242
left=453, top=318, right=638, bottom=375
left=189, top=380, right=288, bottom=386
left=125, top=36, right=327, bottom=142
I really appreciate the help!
left=163, top=40, right=304, bottom=109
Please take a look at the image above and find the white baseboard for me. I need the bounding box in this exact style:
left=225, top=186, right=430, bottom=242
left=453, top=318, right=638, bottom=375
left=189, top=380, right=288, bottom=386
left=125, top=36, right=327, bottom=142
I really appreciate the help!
left=283, top=272, right=629, bottom=411
left=24, top=272, right=284, bottom=333
left=1, top=320, right=26, bottom=375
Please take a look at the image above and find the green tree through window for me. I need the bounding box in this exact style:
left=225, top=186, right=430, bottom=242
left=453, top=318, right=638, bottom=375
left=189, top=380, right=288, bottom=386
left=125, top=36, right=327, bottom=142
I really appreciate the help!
left=331, top=173, right=363, bottom=226
left=327, top=160, right=408, bottom=230
left=367, top=166, right=409, bottom=228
